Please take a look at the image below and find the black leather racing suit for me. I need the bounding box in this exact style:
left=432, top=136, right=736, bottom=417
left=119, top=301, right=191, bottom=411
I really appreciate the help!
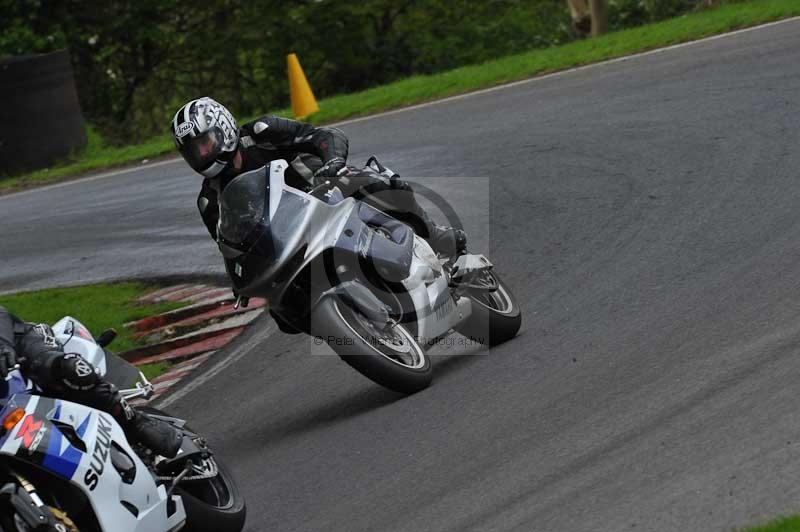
left=0, top=306, right=123, bottom=413
left=197, top=115, right=458, bottom=253
left=0, top=306, right=182, bottom=457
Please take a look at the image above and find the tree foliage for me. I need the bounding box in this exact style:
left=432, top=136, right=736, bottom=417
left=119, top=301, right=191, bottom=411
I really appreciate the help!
left=0, top=0, right=724, bottom=143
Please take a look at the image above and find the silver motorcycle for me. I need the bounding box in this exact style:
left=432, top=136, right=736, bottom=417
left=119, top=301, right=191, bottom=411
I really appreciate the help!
left=218, top=158, right=522, bottom=394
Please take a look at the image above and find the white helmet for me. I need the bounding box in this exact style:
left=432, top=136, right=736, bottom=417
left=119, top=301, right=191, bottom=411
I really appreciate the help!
left=172, top=97, right=239, bottom=178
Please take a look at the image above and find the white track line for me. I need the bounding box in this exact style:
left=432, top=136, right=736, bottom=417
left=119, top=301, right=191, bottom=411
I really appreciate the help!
left=3, top=14, right=797, bottom=202
left=155, top=319, right=277, bottom=408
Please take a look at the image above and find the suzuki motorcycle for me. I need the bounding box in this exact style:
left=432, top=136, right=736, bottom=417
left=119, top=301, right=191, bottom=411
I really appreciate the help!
left=218, top=157, right=522, bottom=394
left=0, top=317, right=245, bottom=531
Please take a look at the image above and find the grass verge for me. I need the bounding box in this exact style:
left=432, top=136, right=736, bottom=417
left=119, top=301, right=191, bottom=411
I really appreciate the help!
left=747, top=515, right=800, bottom=531
left=2, top=0, right=798, bottom=194
left=0, top=282, right=185, bottom=380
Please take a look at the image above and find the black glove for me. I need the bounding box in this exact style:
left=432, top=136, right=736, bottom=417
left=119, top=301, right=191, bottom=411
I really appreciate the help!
left=56, top=353, right=99, bottom=391
left=0, top=344, right=18, bottom=379
left=313, top=157, right=347, bottom=182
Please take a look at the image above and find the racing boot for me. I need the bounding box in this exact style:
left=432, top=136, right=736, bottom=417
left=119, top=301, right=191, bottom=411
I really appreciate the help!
left=427, top=225, right=468, bottom=258
left=386, top=184, right=467, bottom=258
left=399, top=181, right=467, bottom=258
left=126, top=411, right=183, bottom=458
left=352, top=161, right=468, bottom=258
left=409, top=199, right=467, bottom=258
left=112, top=396, right=183, bottom=458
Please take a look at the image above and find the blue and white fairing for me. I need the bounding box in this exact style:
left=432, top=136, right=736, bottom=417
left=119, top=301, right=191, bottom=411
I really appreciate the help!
left=0, top=390, right=186, bottom=531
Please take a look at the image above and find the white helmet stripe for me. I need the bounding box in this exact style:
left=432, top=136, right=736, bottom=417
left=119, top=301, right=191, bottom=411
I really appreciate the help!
left=172, top=104, right=187, bottom=141
left=172, top=107, right=181, bottom=134
left=184, top=99, right=196, bottom=134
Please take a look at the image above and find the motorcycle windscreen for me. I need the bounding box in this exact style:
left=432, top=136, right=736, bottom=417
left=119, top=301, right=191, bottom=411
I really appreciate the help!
left=218, top=168, right=270, bottom=248
left=217, top=167, right=312, bottom=255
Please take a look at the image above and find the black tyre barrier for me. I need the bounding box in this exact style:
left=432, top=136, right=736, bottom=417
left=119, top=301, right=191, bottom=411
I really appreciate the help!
left=0, top=50, right=86, bottom=176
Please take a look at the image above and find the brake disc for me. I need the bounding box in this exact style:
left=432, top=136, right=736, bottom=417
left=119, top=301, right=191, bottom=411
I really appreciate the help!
left=49, top=507, right=79, bottom=532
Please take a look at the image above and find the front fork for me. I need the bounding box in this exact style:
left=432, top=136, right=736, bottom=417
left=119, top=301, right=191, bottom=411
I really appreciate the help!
left=0, top=472, right=66, bottom=530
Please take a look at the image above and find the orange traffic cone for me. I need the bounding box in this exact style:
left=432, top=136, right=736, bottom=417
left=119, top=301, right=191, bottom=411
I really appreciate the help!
left=287, top=53, right=319, bottom=119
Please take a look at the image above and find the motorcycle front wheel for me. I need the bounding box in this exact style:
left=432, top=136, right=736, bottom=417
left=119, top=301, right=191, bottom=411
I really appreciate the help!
left=311, top=297, right=433, bottom=394
left=175, top=458, right=245, bottom=532
left=138, top=407, right=246, bottom=532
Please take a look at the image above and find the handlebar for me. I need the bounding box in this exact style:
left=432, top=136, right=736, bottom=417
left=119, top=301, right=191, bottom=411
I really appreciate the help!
left=118, top=371, right=154, bottom=401
left=308, top=180, right=332, bottom=199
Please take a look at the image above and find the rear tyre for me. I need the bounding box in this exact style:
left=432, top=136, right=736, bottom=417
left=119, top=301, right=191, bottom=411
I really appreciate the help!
left=455, top=270, right=521, bottom=346
left=312, top=297, right=433, bottom=394
left=137, top=407, right=246, bottom=532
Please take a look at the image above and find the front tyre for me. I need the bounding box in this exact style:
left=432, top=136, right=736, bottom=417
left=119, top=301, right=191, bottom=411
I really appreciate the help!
left=176, top=458, right=246, bottom=532
left=137, top=407, right=246, bottom=532
left=312, top=297, right=433, bottom=394
left=455, top=270, right=521, bottom=346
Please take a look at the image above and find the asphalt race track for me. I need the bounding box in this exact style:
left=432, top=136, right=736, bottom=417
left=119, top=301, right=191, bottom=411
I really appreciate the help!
left=2, top=18, right=800, bottom=531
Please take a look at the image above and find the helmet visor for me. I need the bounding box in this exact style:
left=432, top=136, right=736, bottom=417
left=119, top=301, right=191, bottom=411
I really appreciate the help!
left=178, top=126, right=225, bottom=173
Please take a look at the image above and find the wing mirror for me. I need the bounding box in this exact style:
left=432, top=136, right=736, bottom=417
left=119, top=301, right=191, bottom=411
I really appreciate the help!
left=96, top=328, right=117, bottom=348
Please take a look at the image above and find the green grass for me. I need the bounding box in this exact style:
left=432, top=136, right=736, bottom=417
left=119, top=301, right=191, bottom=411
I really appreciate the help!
left=747, top=515, right=800, bottom=531
left=0, top=282, right=184, bottom=379
left=138, top=361, right=172, bottom=381
left=1, top=0, right=798, bottom=194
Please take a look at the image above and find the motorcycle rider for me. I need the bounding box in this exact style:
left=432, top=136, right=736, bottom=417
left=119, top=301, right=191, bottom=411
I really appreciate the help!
left=0, top=305, right=183, bottom=458
left=171, top=97, right=466, bottom=257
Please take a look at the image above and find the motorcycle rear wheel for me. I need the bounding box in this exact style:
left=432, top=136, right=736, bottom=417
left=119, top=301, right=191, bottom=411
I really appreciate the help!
left=312, top=297, right=433, bottom=394
left=455, top=270, right=521, bottom=346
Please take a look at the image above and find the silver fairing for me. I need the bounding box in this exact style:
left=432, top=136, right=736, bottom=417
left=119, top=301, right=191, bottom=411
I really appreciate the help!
left=402, top=236, right=473, bottom=342
left=227, top=160, right=474, bottom=343
left=225, top=160, right=358, bottom=301
left=267, top=160, right=358, bottom=297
